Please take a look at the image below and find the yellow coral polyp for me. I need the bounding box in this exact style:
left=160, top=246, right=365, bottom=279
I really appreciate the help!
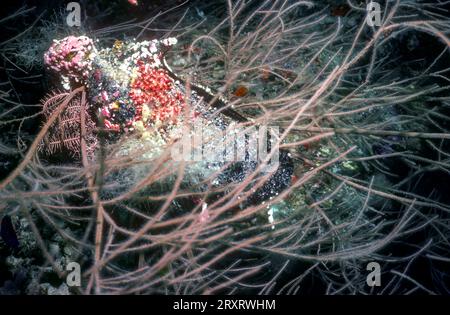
left=111, top=101, right=120, bottom=110
left=133, top=120, right=145, bottom=132
left=141, top=131, right=151, bottom=140
left=142, top=104, right=151, bottom=123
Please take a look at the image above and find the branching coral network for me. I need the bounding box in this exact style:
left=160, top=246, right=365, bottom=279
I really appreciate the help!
left=0, top=0, right=450, bottom=295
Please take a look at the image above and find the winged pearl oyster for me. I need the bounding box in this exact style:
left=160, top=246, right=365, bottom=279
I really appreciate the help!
left=96, top=39, right=291, bottom=201
left=111, top=94, right=240, bottom=189
left=42, top=35, right=292, bottom=209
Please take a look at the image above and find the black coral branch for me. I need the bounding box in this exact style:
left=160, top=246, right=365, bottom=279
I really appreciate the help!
left=39, top=90, right=97, bottom=159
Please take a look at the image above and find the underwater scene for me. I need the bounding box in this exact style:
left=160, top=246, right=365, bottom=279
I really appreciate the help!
left=0, top=0, right=450, bottom=297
